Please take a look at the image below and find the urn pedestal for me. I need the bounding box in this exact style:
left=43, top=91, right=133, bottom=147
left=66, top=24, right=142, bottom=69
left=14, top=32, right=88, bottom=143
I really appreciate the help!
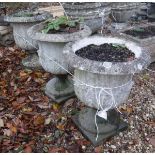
left=28, top=22, right=92, bottom=103
left=72, top=107, right=128, bottom=146
left=63, top=35, right=150, bottom=145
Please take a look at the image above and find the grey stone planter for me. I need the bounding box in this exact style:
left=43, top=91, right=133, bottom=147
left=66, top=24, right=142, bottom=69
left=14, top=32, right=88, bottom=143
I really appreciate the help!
left=110, top=3, right=142, bottom=31
left=0, top=16, right=14, bottom=46
left=117, top=22, right=155, bottom=63
left=64, top=35, right=150, bottom=109
left=63, top=35, right=150, bottom=145
left=4, top=11, right=52, bottom=69
left=0, top=24, right=14, bottom=46
left=111, top=3, right=140, bottom=23
left=28, top=22, right=92, bottom=103
left=62, top=2, right=111, bottom=33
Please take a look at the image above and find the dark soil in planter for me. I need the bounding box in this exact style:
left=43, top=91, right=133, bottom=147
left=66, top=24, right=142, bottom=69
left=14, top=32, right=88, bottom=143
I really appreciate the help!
left=75, top=43, right=135, bottom=62
left=47, top=24, right=82, bottom=34
left=124, top=26, right=155, bottom=39
left=13, top=12, right=41, bottom=17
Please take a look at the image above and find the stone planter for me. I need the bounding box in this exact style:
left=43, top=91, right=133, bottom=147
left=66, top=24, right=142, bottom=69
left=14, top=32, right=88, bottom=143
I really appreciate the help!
left=63, top=35, right=150, bottom=145
left=28, top=22, right=92, bottom=103
left=62, top=2, right=111, bottom=33
left=135, top=3, right=148, bottom=21
left=0, top=16, right=14, bottom=46
left=4, top=11, right=52, bottom=69
left=117, top=22, right=155, bottom=63
left=148, top=3, right=155, bottom=22
left=110, top=3, right=141, bottom=31
left=111, top=3, right=140, bottom=23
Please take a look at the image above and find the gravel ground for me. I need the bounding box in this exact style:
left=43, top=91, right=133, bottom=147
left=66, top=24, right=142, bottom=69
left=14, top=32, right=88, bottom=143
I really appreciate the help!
left=102, top=70, right=155, bottom=153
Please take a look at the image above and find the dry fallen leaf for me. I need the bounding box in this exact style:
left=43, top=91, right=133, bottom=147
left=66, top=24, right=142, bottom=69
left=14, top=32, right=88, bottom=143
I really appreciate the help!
left=56, top=124, right=65, bottom=131
left=11, top=126, right=17, bottom=134
left=126, top=107, right=133, bottom=114
left=3, top=129, right=11, bottom=136
left=17, top=97, right=26, bottom=103
left=8, top=47, right=15, bottom=52
left=6, top=123, right=17, bottom=134
left=52, top=103, right=61, bottom=111
left=19, top=71, right=28, bottom=77
left=34, top=115, right=45, bottom=126
left=24, top=146, right=32, bottom=153
left=94, top=146, right=104, bottom=153
left=45, top=117, right=52, bottom=125
left=0, top=118, right=4, bottom=128
left=22, top=107, right=33, bottom=112
left=150, top=136, right=155, bottom=147
left=37, top=103, right=49, bottom=109
left=48, top=146, right=64, bottom=153
left=34, top=71, right=43, bottom=78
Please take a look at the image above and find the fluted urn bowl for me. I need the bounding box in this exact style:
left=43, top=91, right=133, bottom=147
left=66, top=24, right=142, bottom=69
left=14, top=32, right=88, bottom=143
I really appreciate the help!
left=4, top=11, right=52, bottom=51
left=28, top=22, right=92, bottom=103
left=4, top=11, right=52, bottom=69
left=63, top=35, right=150, bottom=109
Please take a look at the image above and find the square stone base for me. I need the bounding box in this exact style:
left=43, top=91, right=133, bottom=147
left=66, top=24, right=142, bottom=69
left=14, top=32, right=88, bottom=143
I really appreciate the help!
left=72, top=108, right=128, bottom=146
left=45, top=90, right=75, bottom=103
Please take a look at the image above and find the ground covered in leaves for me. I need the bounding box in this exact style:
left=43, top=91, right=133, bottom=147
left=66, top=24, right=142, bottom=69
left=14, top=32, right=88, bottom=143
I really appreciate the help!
left=0, top=45, right=155, bottom=153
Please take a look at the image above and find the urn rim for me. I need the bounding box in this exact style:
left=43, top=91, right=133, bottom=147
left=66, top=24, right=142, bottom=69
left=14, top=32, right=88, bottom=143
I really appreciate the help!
left=27, top=22, right=92, bottom=43
left=63, top=35, right=150, bottom=75
left=4, top=11, right=52, bottom=23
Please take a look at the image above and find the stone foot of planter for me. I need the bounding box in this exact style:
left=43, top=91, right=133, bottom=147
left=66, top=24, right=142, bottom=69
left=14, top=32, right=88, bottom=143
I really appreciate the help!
left=22, top=53, right=42, bottom=70
left=72, top=107, right=128, bottom=146
left=0, top=33, right=14, bottom=46
left=150, top=55, right=155, bottom=63
left=45, top=75, right=75, bottom=103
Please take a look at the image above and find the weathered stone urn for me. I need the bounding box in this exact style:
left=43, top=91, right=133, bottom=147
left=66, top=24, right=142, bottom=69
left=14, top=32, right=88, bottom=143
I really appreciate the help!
left=111, top=3, right=140, bottom=23
left=118, top=22, right=155, bottom=63
left=63, top=35, right=150, bottom=145
left=28, top=22, right=92, bottom=103
left=4, top=11, right=52, bottom=69
left=110, top=3, right=141, bottom=30
left=62, top=2, right=111, bottom=33
left=0, top=16, right=14, bottom=46
left=148, top=3, right=155, bottom=22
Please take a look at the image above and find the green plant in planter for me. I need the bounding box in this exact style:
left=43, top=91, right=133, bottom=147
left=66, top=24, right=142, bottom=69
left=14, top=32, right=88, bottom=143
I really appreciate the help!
left=112, top=43, right=126, bottom=49
left=42, top=16, right=84, bottom=34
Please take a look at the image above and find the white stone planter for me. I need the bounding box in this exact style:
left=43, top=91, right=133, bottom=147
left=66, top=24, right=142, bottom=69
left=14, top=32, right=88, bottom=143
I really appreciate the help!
left=4, top=11, right=51, bottom=69
left=4, top=11, right=51, bottom=51
left=63, top=35, right=150, bottom=109
left=0, top=25, right=14, bottom=46
left=0, top=16, right=14, bottom=46
left=118, top=22, right=155, bottom=63
left=110, top=3, right=142, bottom=31
left=63, top=35, right=150, bottom=145
left=28, top=22, right=92, bottom=102
left=111, top=3, right=140, bottom=23
left=62, top=2, right=111, bottom=33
